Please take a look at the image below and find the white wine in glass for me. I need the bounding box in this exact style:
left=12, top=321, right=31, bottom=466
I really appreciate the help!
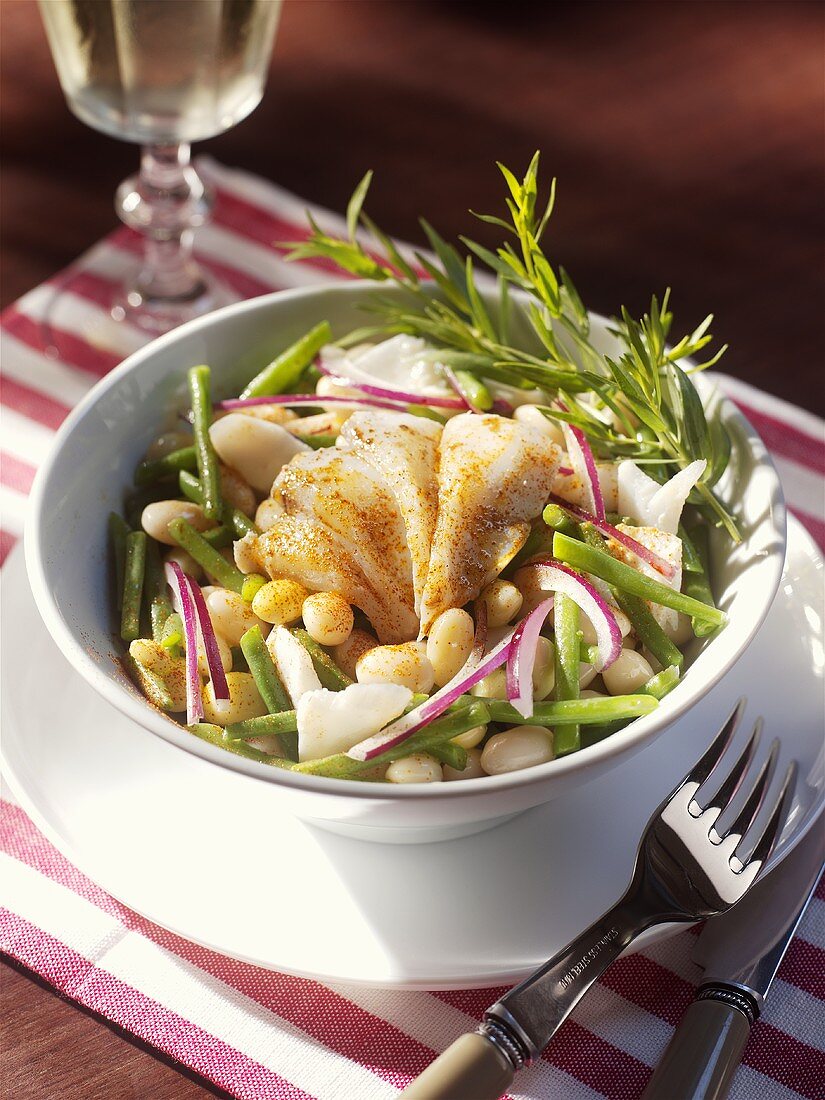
left=39, top=0, right=282, bottom=333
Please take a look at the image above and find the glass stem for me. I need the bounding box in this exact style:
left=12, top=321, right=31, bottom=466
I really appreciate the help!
left=116, top=142, right=214, bottom=319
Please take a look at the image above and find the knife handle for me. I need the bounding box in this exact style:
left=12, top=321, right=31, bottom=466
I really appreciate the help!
left=398, top=1031, right=516, bottom=1100
left=641, top=986, right=756, bottom=1100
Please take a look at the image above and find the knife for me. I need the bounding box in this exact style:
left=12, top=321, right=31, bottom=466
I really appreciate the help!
left=642, top=816, right=824, bottom=1100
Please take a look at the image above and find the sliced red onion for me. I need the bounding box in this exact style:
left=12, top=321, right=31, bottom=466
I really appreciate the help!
left=187, top=578, right=229, bottom=701
left=491, top=398, right=515, bottom=417
left=505, top=598, right=555, bottom=718
left=164, top=562, right=204, bottom=724
left=548, top=495, right=676, bottom=580
left=347, top=625, right=516, bottom=762
left=561, top=422, right=605, bottom=520
left=558, top=465, right=574, bottom=476
left=316, top=361, right=467, bottom=410
left=528, top=562, right=622, bottom=672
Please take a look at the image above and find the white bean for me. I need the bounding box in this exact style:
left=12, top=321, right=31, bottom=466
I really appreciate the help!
left=481, top=726, right=555, bottom=775
left=302, top=592, right=353, bottom=646
left=514, top=404, right=566, bottom=446
left=209, top=414, right=309, bottom=494
left=201, top=672, right=268, bottom=727
left=469, top=667, right=508, bottom=699
left=533, top=636, right=556, bottom=700
left=426, top=608, right=475, bottom=687
left=579, top=662, right=598, bottom=689
left=142, top=500, right=212, bottom=545
left=386, top=753, right=443, bottom=784
left=451, top=724, right=487, bottom=750
left=219, top=465, right=256, bottom=516
left=663, top=612, right=694, bottom=646
left=197, top=629, right=233, bottom=677
left=255, top=496, right=284, bottom=531
left=443, top=748, right=485, bottom=781
left=580, top=606, right=632, bottom=644
left=206, top=588, right=268, bottom=646
left=129, top=639, right=187, bottom=711
left=513, top=565, right=555, bottom=617
left=581, top=689, right=607, bottom=698
left=333, top=628, right=378, bottom=680
left=164, top=547, right=203, bottom=582
left=641, top=647, right=664, bottom=674
left=480, top=579, right=523, bottom=627
left=252, top=578, right=308, bottom=626
left=602, top=650, right=655, bottom=695
left=356, top=641, right=435, bottom=693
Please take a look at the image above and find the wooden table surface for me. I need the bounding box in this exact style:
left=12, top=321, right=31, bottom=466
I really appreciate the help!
left=1, top=0, right=823, bottom=1095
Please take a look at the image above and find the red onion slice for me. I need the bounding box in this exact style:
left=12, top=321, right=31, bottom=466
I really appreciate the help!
left=164, top=562, right=204, bottom=724
left=316, top=361, right=467, bottom=410
left=505, top=597, right=555, bottom=718
left=528, top=562, right=622, bottom=672
left=557, top=465, right=574, bottom=476
left=548, top=495, right=676, bottom=580
left=218, top=394, right=414, bottom=413
left=187, top=579, right=230, bottom=701
left=561, top=422, right=605, bottom=520
left=347, top=624, right=515, bottom=762
left=441, top=364, right=477, bottom=412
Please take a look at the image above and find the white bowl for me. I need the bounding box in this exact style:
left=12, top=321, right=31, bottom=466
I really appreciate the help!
left=26, top=283, right=786, bottom=842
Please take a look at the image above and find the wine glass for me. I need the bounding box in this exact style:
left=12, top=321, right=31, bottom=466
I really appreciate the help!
left=38, top=0, right=282, bottom=335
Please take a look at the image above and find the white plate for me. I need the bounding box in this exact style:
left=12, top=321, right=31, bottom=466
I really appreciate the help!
left=2, top=517, right=823, bottom=989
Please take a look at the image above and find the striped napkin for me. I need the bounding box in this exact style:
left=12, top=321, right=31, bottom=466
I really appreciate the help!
left=1, top=160, right=823, bottom=1099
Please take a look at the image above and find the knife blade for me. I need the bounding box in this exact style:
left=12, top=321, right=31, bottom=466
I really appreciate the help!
left=642, top=816, right=824, bottom=1100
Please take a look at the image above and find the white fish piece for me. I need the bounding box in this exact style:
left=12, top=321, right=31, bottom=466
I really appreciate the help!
left=273, top=448, right=415, bottom=617
left=297, top=683, right=412, bottom=761
left=210, top=414, right=309, bottom=494
left=341, top=334, right=455, bottom=398
left=419, top=413, right=561, bottom=636
left=617, top=459, right=707, bottom=533
left=248, top=514, right=419, bottom=644
left=337, top=410, right=442, bottom=616
left=266, top=626, right=322, bottom=705
left=611, top=524, right=683, bottom=632
left=553, top=460, right=619, bottom=513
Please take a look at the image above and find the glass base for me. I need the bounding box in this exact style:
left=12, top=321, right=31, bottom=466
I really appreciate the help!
left=111, top=270, right=231, bottom=336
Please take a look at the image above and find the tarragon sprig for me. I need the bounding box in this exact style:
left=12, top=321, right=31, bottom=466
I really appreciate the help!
left=282, top=154, right=738, bottom=541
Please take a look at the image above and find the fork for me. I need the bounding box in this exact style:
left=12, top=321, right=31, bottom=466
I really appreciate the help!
left=399, top=701, right=796, bottom=1100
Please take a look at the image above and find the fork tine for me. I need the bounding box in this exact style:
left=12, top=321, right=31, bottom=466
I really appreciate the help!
left=734, top=760, right=797, bottom=873
left=686, top=699, right=745, bottom=791
left=718, top=737, right=780, bottom=844
left=702, top=718, right=761, bottom=812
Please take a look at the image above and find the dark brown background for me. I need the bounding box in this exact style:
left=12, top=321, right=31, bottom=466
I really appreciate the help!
left=1, top=0, right=823, bottom=1095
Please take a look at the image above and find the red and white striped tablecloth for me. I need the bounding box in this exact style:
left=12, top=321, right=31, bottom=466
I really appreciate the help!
left=1, top=160, right=823, bottom=1099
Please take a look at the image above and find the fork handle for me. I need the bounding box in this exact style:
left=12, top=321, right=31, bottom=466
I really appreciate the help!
left=397, top=1031, right=515, bottom=1100
left=641, top=987, right=755, bottom=1100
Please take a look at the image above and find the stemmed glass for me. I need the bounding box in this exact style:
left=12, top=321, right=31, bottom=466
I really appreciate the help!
left=38, top=0, right=282, bottom=334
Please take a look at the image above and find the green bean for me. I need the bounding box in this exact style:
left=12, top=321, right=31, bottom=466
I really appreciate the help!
left=678, top=523, right=702, bottom=574
left=129, top=655, right=174, bottom=711
left=189, top=722, right=294, bottom=767
left=579, top=642, right=601, bottom=665
left=682, top=524, right=719, bottom=637
left=239, top=626, right=295, bottom=757
left=298, top=432, right=340, bottom=451
left=230, top=645, right=249, bottom=673
left=507, top=524, right=553, bottom=573
left=293, top=701, right=490, bottom=780
left=241, top=573, right=267, bottom=603
left=542, top=503, right=581, bottom=538
left=429, top=740, right=469, bottom=772
left=240, top=321, right=332, bottom=399
left=552, top=532, right=726, bottom=627
left=134, top=446, right=197, bottom=487
left=120, top=531, right=147, bottom=642
left=226, top=709, right=298, bottom=739
left=160, top=612, right=184, bottom=655
left=201, top=525, right=234, bottom=549
left=292, top=628, right=353, bottom=690
left=167, top=517, right=245, bottom=592
left=108, top=511, right=130, bottom=611
left=614, top=591, right=684, bottom=670
left=580, top=721, right=628, bottom=749
left=188, top=366, right=222, bottom=520
left=454, top=370, right=494, bottom=411
left=179, top=470, right=260, bottom=539
left=643, top=665, right=681, bottom=700
left=553, top=592, right=580, bottom=753
left=407, top=404, right=448, bottom=424
left=144, top=538, right=174, bottom=642
left=483, top=694, right=658, bottom=726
